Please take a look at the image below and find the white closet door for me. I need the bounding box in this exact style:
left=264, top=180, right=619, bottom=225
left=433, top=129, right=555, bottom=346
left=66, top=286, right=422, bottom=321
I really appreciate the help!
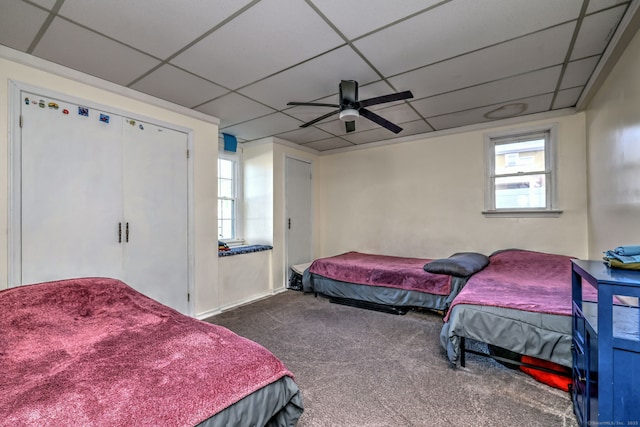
left=122, top=120, right=189, bottom=313
left=285, top=157, right=313, bottom=273
left=20, top=93, right=124, bottom=284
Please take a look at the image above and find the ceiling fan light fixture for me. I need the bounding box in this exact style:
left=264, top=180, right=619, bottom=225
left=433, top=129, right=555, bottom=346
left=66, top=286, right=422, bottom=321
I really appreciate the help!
left=339, top=108, right=359, bottom=121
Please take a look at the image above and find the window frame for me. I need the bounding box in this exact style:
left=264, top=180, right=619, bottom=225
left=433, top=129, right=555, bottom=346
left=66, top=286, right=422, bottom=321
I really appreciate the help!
left=218, top=150, right=243, bottom=243
left=483, top=124, right=562, bottom=217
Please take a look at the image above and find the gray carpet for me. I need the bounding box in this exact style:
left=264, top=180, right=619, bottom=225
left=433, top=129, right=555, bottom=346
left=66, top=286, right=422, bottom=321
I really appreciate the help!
left=207, top=291, right=578, bottom=427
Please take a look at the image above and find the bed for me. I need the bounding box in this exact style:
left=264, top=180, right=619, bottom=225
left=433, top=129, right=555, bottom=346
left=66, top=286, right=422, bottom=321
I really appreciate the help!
left=0, top=277, right=303, bottom=427
left=302, top=251, right=488, bottom=314
left=440, top=249, right=596, bottom=369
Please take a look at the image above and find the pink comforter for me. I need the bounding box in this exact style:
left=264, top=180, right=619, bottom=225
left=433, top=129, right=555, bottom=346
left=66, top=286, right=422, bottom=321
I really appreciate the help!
left=0, top=278, right=294, bottom=426
left=444, top=249, right=594, bottom=321
left=309, top=251, right=452, bottom=295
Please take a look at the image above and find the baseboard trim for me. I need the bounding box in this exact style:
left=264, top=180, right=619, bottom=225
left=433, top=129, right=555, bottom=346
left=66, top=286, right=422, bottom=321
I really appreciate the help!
left=196, top=287, right=288, bottom=321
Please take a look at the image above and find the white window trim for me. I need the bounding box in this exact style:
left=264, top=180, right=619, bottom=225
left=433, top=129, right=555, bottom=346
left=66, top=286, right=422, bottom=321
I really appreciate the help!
left=218, top=149, right=244, bottom=244
left=483, top=123, right=562, bottom=217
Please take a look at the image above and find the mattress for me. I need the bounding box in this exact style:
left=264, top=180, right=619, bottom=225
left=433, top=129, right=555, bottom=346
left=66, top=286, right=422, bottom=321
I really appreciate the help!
left=439, top=249, right=584, bottom=368
left=305, top=270, right=468, bottom=312
left=0, top=277, right=303, bottom=426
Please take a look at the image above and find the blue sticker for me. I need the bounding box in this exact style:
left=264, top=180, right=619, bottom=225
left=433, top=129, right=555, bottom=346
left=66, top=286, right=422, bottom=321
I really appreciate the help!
left=78, top=106, right=89, bottom=117
left=99, top=113, right=110, bottom=124
left=24, top=97, right=30, bottom=105
left=139, top=124, right=144, bottom=130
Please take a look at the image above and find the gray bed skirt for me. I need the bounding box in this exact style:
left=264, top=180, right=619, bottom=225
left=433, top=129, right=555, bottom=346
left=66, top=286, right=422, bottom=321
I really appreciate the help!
left=303, top=270, right=467, bottom=312
left=197, top=375, right=303, bottom=427
left=440, top=304, right=573, bottom=368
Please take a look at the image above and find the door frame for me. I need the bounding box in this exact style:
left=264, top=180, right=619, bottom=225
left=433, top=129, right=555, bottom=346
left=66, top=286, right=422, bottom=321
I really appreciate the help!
left=8, top=80, right=196, bottom=315
left=283, top=154, right=314, bottom=288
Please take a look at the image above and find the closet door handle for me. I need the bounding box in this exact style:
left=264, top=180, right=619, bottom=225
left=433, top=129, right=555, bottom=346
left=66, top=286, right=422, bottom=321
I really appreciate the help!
left=125, top=222, right=129, bottom=242
left=118, top=222, right=122, bottom=243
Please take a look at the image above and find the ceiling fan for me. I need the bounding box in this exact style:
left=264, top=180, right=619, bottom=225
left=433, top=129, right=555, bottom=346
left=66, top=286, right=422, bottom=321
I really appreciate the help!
left=287, top=80, right=414, bottom=134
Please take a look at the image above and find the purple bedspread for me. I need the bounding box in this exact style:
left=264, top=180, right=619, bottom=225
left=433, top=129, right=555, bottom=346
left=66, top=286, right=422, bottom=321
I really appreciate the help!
left=0, top=278, right=295, bottom=426
left=444, top=249, right=595, bottom=321
left=309, top=251, right=452, bottom=295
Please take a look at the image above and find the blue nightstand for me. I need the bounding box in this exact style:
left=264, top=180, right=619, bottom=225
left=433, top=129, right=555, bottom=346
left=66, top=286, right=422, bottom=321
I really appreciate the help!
left=571, top=260, right=640, bottom=426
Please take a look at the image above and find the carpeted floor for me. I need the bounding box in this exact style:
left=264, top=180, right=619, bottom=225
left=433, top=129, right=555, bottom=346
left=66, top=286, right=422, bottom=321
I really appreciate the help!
left=207, top=291, right=578, bottom=427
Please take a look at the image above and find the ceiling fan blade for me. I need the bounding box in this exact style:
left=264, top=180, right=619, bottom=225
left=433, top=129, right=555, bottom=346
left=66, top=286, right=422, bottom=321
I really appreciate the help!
left=299, top=109, right=340, bottom=128
left=359, top=108, right=403, bottom=134
left=345, top=120, right=356, bottom=133
left=358, top=90, right=414, bottom=108
left=287, top=101, right=339, bottom=108
left=339, top=80, right=358, bottom=104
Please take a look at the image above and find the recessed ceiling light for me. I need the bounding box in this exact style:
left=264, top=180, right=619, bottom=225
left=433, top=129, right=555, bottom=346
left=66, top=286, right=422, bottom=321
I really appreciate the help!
left=484, top=103, right=528, bottom=119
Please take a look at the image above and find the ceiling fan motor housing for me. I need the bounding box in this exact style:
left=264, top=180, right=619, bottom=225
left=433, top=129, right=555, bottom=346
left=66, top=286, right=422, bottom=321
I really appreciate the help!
left=339, top=80, right=359, bottom=107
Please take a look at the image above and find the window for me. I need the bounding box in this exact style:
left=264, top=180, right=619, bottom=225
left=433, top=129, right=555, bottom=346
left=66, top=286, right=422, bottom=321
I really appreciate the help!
left=218, top=152, right=242, bottom=241
left=484, top=125, right=560, bottom=216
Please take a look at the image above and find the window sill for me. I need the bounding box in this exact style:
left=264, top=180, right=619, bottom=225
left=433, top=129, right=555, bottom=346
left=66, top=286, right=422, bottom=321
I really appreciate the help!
left=218, top=244, right=273, bottom=257
left=482, top=209, right=563, bottom=218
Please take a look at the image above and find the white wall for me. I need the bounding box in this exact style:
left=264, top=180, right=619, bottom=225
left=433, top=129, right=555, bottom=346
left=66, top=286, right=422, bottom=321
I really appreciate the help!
left=585, top=28, right=640, bottom=258
left=317, top=114, right=589, bottom=259
left=0, top=53, right=220, bottom=316
left=243, top=143, right=274, bottom=245
left=218, top=250, right=272, bottom=309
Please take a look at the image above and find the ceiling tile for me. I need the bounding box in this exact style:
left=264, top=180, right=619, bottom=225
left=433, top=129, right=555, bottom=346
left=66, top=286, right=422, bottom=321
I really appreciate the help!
left=410, top=66, right=561, bottom=118
left=354, top=0, right=583, bottom=76
left=316, top=118, right=372, bottom=135
left=359, top=81, right=414, bottom=107
left=275, top=126, right=335, bottom=144
left=553, top=87, right=584, bottom=109
left=220, top=112, right=303, bottom=141
left=388, top=23, right=574, bottom=100
left=560, top=56, right=600, bottom=89
left=302, top=137, right=353, bottom=151
left=364, top=102, right=422, bottom=125
left=571, top=5, right=627, bottom=60
left=26, top=0, right=58, bottom=9
left=59, top=0, right=253, bottom=59
left=238, top=46, right=379, bottom=110
left=285, top=106, right=340, bottom=126
left=0, top=1, right=49, bottom=51
left=340, top=117, right=433, bottom=145
left=342, top=126, right=401, bottom=145
left=171, top=0, right=344, bottom=89
left=130, top=64, right=229, bottom=108
left=32, top=18, right=160, bottom=86
left=394, top=119, right=435, bottom=136
left=195, top=93, right=275, bottom=127
left=586, top=0, right=629, bottom=14
left=428, top=94, right=554, bottom=130
left=312, top=0, right=441, bottom=40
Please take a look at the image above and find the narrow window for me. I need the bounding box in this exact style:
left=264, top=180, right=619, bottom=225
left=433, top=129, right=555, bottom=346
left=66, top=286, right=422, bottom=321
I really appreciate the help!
left=218, top=154, right=242, bottom=241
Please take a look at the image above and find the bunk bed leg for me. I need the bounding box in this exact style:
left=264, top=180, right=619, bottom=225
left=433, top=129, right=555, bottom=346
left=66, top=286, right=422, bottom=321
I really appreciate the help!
left=460, top=337, right=466, bottom=367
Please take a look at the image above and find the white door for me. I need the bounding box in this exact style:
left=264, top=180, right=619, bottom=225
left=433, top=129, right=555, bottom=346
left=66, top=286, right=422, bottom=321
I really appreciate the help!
left=285, top=157, right=312, bottom=276
left=122, top=120, right=189, bottom=313
left=20, top=92, right=124, bottom=284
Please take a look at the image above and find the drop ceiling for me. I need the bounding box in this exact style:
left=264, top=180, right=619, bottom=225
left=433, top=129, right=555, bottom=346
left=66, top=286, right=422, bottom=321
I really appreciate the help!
left=1, top=0, right=639, bottom=152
